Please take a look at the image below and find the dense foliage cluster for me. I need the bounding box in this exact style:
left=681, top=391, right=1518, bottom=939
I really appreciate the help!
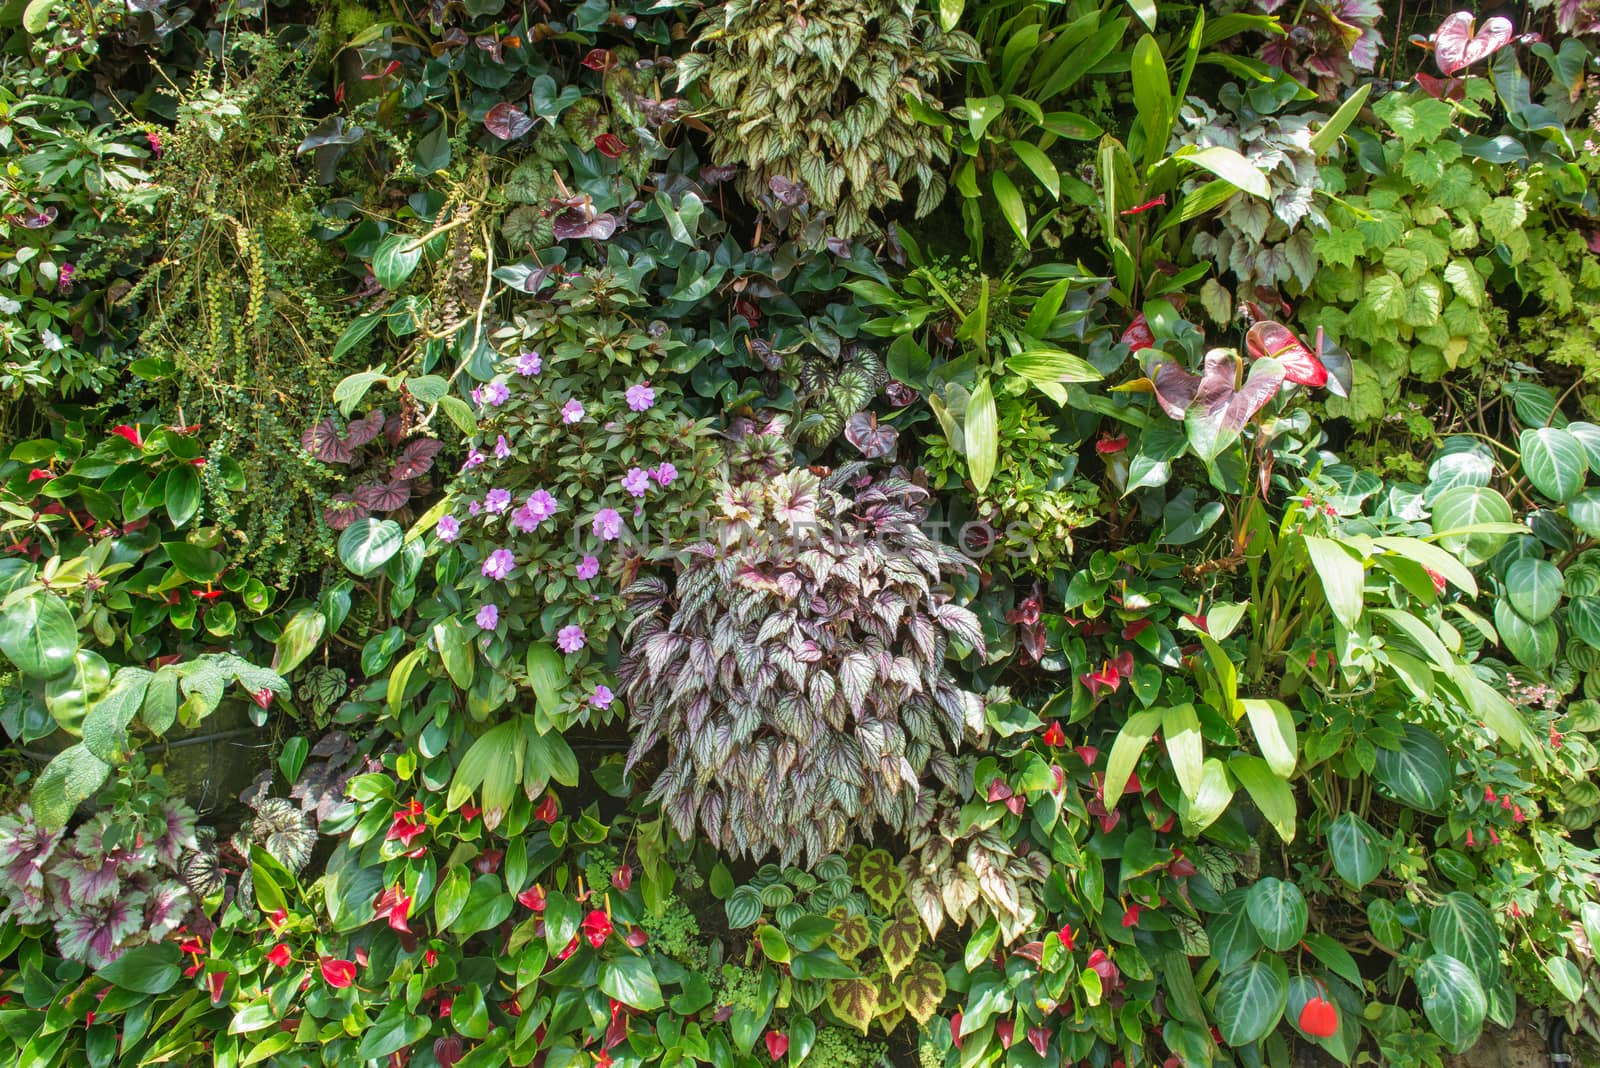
left=2, top=0, right=1600, bottom=1066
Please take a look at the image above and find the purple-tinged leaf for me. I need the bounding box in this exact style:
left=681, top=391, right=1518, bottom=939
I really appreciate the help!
left=11, top=207, right=58, bottom=229
left=303, top=418, right=355, bottom=464
left=484, top=102, right=535, bottom=141
left=344, top=410, right=386, bottom=449
left=1246, top=321, right=1327, bottom=388
left=844, top=412, right=898, bottom=459
left=552, top=209, right=618, bottom=241
left=1152, top=362, right=1202, bottom=420
left=354, top=480, right=411, bottom=512
left=391, top=438, right=442, bottom=480
left=323, top=495, right=370, bottom=530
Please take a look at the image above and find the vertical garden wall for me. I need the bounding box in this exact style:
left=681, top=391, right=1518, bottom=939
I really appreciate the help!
left=1, top=0, right=1600, bottom=1065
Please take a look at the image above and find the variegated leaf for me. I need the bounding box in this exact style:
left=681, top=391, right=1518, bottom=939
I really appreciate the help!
left=827, top=907, right=871, bottom=960
left=878, top=908, right=924, bottom=979
left=826, top=977, right=879, bottom=1035
left=857, top=849, right=905, bottom=909
left=897, top=957, right=947, bottom=1025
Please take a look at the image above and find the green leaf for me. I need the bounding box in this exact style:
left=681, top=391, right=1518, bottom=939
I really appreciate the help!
left=1415, top=954, right=1486, bottom=1053
left=1429, top=893, right=1502, bottom=987
left=1506, top=558, right=1567, bottom=625
left=32, top=743, right=110, bottom=828
left=990, top=170, right=1027, bottom=243
left=1175, top=145, right=1270, bottom=199
left=1104, top=709, right=1163, bottom=806
left=1494, top=598, right=1557, bottom=669
left=1520, top=427, right=1589, bottom=502
left=1162, top=703, right=1203, bottom=800
left=433, top=617, right=475, bottom=690
left=1545, top=957, right=1583, bottom=1002
left=965, top=377, right=998, bottom=492
left=333, top=371, right=388, bottom=418
left=1372, top=724, right=1451, bottom=812
left=164, top=464, right=201, bottom=528
left=0, top=590, right=78, bottom=679
left=164, top=542, right=226, bottom=582
left=1213, top=958, right=1288, bottom=1046
left=1245, top=877, right=1307, bottom=952
left=1430, top=485, right=1516, bottom=567
left=272, top=607, right=326, bottom=676
left=1010, top=141, right=1060, bottom=199
left=757, top=923, right=791, bottom=964
left=1302, top=932, right=1365, bottom=990
left=1326, top=812, right=1384, bottom=889
left=372, top=234, right=424, bottom=291
left=339, top=518, right=403, bottom=576
left=525, top=642, right=567, bottom=717
left=1310, top=83, right=1372, bottom=155
left=1130, top=35, right=1171, bottom=166
left=1178, top=757, right=1233, bottom=835
left=1228, top=754, right=1296, bottom=842
left=600, top=956, right=665, bottom=1011
left=435, top=865, right=470, bottom=933
left=1567, top=489, right=1600, bottom=538
left=1303, top=536, right=1365, bottom=630
left=826, top=977, right=879, bottom=1035
left=357, top=998, right=431, bottom=1060
left=97, top=944, right=181, bottom=994
left=937, top=0, right=964, bottom=31
left=1240, top=698, right=1296, bottom=777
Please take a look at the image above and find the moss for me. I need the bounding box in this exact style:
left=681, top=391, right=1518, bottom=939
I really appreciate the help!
left=335, top=2, right=377, bottom=38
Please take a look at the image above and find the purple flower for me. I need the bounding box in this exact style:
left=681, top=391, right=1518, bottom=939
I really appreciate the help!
left=437, top=515, right=461, bottom=542
left=484, top=488, right=512, bottom=514
left=476, top=603, right=500, bottom=630
left=576, top=555, right=600, bottom=580
left=561, top=398, right=585, bottom=424
left=621, top=467, right=650, bottom=498
left=58, top=263, right=75, bottom=293
left=483, top=381, right=510, bottom=407
left=625, top=382, right=656, bottom=412
left=652, top=462, right=678, bottom=487
left=515, top=350, right=543, bottom=375
left=556, top=624, right=586, bottom=653
left=471, top=386, right=482, bottom=406
left=592, top=508, right=623, bottom=541
left=461, top=448, right=486, bottom=473
left=482, top=549, right=516, bottom=580
left=468, top=499, right=482, bottom=517
left=590, top=684, right=614, bottom=709
left=494, top=434, right=511, bottom=460
left=511, top=488, right=559, bottom=534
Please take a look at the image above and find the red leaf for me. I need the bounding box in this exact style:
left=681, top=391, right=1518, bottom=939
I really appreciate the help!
left=353, top=480, right=411, bottom=512
left=552, top=209, right=618, bottom=241
left=1414, top=72, right=1467, bottom=99
left=844, top=411, right=898, bottom=459
left=391, top=437, right=442, bottom=480
left=1434, top=12, right=1514, bottom=75
left=345, top=410, right=386, bottom=448
left=1095, top=432, right=1129, bottom=454
left=484, top=102, right=535, bottom=141
left=302, top=418, right=355, bottom=464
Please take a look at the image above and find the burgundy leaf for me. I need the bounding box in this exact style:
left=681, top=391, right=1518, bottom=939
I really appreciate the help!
left=391, top=438, right=443, bottom=480
left=484, top=102, right=534, bottom=141
left=1193, top=350, right=1284, bottom=431
left=844, top=412, right=898, bottom=459
left=303, top=418, right=355, bottom=464
left=344, top=410, right=386, bottom=449
left=1245, top=321, right=1327, bottom=387
left=1121, top=313, right=1155, bottom=353
left=552, top=209, right=618, bottom=241
left=1434, top=11, right=1515, bottom=75
left=323, top=495, right=370, bottom=530
left=595, top=133, right=627, bottom=159
left=354, top=480, right=411, bottom=512
left=699, top=164, right=738, bottom=185
left=1151, top=362, right=1202, bottom=420
left=1414, top=72, right=1467, bottom=99
left=768, top=176, right=807, bottom=207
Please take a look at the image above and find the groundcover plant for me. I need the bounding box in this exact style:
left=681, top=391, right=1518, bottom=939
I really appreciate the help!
left=2, top=0, right=1600, bottom=1065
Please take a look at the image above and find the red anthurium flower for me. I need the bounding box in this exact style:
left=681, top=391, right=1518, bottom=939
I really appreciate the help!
left=474, top=849, right=503, bottom=874
left=206, top=970, right=227, bottom=1002
left=387, top=800, right=427, bottom=847
left=434, top=1036, right=464, bottom=1068
left=595, top=133, right=627, bottom=159
left=581, top=48, right=615, bottom=70
left=1119, top=195, right=1167, bottom=216
left=1075, top=745, right=1099, bottom=766
left=266, top=944, right=291, bottom=968
left=460, top=804, right=481, bottom=821
left=1121, top=903, right=1141, bottom=928
left=1027, top=1026, right=1050, bottom=1057
left=268, top=908, right=288, bottom=931
left=110, top=425, right=145, bottom=448
left=534, top=794, right=559, bottom=823
left=1183, top=613, right=1209, bottom=633
left=764, top=1031, right=789, bottom=1061
left=611, top=864, right=633, bottom=892
left=1041, top=721, right=1067, bottom=747
left=374, top=885, right=412, bottom=933
left=1121, top=314, right=1155, bottom=353
left=425, top=949, right=438, bottom=967
left=986, top=779, right=1013, bottom=804
left=1080, top=661, right=1122, bottom=698
left=594, top=1052, right=614, bottom=1068
left=1005, top=594, right=1042, bottom=626
left=321, top=958, right=357, bottom=988
left=582, top=909, right=614, bottom=948
left=1169, top=849, right=1198, bottom=877
left=1057, top=924, right=1076, bottom=951
left=557, top=934, right=580, bottom=961
left=1095, top=433, right=1129, bottom=454
left=27, top=468, right=52, bottom=482
left=996, top=1019, right=1015, bottom=1049
left=1121, top=618, right=1152, bottom=641
left=1245, top=321, right=1327, bottom=388
left=1086, top=949, right=1121, bottom=988
left=517, top=885, right=547, bottom=911
left=1298, top=995, right=1339, bottom=1038
left=192, top=589, right=225, bottom=601
left=626, top=927, right=649, bottom=948
left=180, top=936, right=206, bottom=955
left=251, top=688, right=274, bottom=709
left=950, top=1011, right=963, bottom=1050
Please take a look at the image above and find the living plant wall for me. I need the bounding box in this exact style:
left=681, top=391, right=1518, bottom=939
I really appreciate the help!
left=1, top=0, right=1600, bottom=1066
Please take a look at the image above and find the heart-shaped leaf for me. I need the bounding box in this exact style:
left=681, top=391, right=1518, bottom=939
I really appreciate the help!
left=1246, top=322, right=1326, bottom=388
left=484, top=102, right=535, bottom=140
left=1434, top=11, right=1515, bottom=76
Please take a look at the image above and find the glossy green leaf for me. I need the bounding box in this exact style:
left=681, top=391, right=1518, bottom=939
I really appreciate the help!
left=1372, top=724, right=1451, bottom=812
left=1429, top=893, right=1502, bottom=987
left=372, top=234, right=424, bottom=290
left=1430, top=485, right=1516, bottom=566
left=1104, top=708, right=1163, bottom=806
left=0, top=590, right=78, bottom=679
left=1520, top=427, right=1588, bottom=502
left=1228, top=754, right=1295, bottom=842
left=1326, top=812, right=1384, bottom=889
left=1415, top=954, right=1486, bottom=1052
left=965, top=377, right=998, bottom=492
left=1010, top=141, right=1060, bottom=199
left=601, top=955, right=665, bottom=1011
left=1213, top=958, right=1287, bottom=1046
left=1494, top=598, right=1557, bottom=669
left=1163, top=702, right=1203, bottom=800
left=1245, top=877, right=1308, bottom=951
left=990, top=170, right=1027, bottom=243
left=1240, top=697, right=1296, bottom=777
left=1303, top=536, right=1365, bottom=630
left=164, top=463, right=201, bottom=527
left=339, top=518, right=403, bottom=576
